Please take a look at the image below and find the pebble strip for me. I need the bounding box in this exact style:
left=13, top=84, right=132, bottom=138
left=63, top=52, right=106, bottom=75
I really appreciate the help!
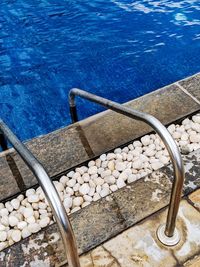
left=0, top=114, right=200, bottom=251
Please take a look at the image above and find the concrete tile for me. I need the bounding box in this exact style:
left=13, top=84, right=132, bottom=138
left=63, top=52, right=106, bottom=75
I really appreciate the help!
left=174, top=201, right=200, bottom=264
left=79, top=84, right=199, bottom=156
left=179, top=73, right=200, bottom=102
left=188, top=189, right=200, bottom=212
left=90, top=246, right=120, bottom=267
left=0, top=125, right=89, bottom=201
left=184, top=255, right=200, bottom=267
left=104, top=200, right=200, bottom=267
left=0, top=153, right=21, bottom=201
left=113, top=170, right=172, bottom=227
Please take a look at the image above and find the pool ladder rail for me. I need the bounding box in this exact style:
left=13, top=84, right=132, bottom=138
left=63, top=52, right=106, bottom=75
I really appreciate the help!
left=0, top=89, right=185, bottom=266
left=69, top=88, right=185, bottom=246
left=0, top=121, right=80, bottom=267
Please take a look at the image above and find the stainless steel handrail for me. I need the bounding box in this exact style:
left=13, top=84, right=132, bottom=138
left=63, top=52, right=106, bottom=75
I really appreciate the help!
left=0, top=120, right=80, bottom=267
left=69, top=88, right=185, bottom=246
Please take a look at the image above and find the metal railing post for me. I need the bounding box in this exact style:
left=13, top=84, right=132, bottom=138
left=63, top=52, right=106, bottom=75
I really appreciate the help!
left=0, top=120, right=80, bottom=267
left=68, top=88, right=185, bottom=246
left=0, top=130, right=8, bottom=151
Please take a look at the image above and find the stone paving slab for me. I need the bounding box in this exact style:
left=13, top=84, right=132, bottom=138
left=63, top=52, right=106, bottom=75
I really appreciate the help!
left=62, top=199, right=200, bottom=267
left=184, top=255, right=200, bottom=267
left=188, top=189, right=200, bottom=212
left=179, top=73, right=200, bottom=102
left=79, top=83, right=200, bottom=156
left=75, top=200, right=200, bottom=267
left=2, top=147, right=200, bottom=266
left=0, top=169, right=172, bottom=266
left=0, top=125, right=90, bottom=201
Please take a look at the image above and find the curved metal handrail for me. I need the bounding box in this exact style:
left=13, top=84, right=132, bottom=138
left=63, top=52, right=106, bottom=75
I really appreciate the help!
left=0, top=120, right=80, bottom=267
left=69, top=88, right=185, bottom=245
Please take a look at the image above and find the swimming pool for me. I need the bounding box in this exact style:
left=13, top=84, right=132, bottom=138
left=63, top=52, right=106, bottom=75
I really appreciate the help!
left=0, top=0, right=200, bottom=141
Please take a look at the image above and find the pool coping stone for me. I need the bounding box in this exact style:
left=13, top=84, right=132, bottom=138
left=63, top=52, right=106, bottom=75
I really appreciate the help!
left=0, top=72, right=199, bottom=202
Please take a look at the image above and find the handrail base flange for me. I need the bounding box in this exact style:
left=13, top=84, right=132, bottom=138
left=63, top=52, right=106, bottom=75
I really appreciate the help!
left=157, top=224, right=180, bottom=246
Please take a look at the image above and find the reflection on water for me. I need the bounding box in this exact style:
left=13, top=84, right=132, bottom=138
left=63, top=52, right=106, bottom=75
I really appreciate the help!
left=0, top=0, right=199, bottom=140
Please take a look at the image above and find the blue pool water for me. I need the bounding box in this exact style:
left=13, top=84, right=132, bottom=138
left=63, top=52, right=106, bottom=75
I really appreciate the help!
left=0, top=0, right=200, bottom=141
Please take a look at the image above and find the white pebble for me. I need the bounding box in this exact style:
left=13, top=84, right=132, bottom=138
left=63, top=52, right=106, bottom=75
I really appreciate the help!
left=10, top=199, right=20, bottom=210
left=65, top=187, right=74, bottom=196
left=192, top=114, right=200, bottom=124
left=28, top=223, right=41, bottom=234
left=190, top=133, right=200, bottom=143
left=100, top=188, right=110, bottom=198
left=27, top=194, right=39, bottom=203
left=11, top=230, right=21, bottom=242
left=73, top=183, right=80, bottom=192
left=159, top=155, right=170, bottom=165
left=8, top=216, right=19, bottom=227
left=1, top=216, right=9, bottom=226
left=127, top=174, right=137, bottom=184
left=23, top=208, right=34, bottom=218
left=54, top=181, right=64, bottom=192
left=67, top=171, right=75, bottom=178
left=112, top=170, right=120, bottom=178
left=79, top=184, right=90, bottom=195
left=141, top=135, right=151, bottom=146
left=110, top=185, right=118, bottom=192
left=59, top=175, right=69, bottom=185
left=17, top=221, right=27, bottom=230
left=0, top=208, right=9, bottom=217
left=104, top=175, right=116, bottom=185
left=132, top=160, right=142, bottom=169
left=67, top=179, right=76, bottom=188
left=26, top=216, right=36, bottom=224
left=115, top=162, right=126, bottom=171
left=71, top=207, right=81, bottom=213
left=0, top=231, right=7, bottom=242
left=108, top=161, right=115, bottom=171
left=82, top=202, right=90, bottom=208
left=5, top=202, right=13, bottom=212
left=73, top=197, right=83, bottom=207
left=93, top=193, right=101, bottom=201
left=117, top=178, right=126, bottom=189
left=151, top=162, right=164, bottom=171
left=94, top=178, right=104, bottom=186
left=107, top=153, right=116, bottom=161
left=63, top=197, right=73, bottom=209
left=26, top=189, right=35, bottom=197
left=101, top=170, right=112, bottom=178
left=39, top=217, right=50, bottom=228
left=88, top=166, right=98, bottom=175
left=21, top=227, right=31, bottom=239
left=88, top=188, right=95, bottom=197
left=100, top=154, right=107, bottom=161
left=82, top=173, right=90, bottom=182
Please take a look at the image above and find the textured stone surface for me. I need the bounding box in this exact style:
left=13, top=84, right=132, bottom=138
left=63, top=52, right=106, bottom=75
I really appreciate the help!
left=61, top=200, right=200, bottom=267
left=188, top=189, right=200, bottom=212
left=103, top=200, right=200, bottom=267
left=161, top=149, right=200, bottom=197
left=79, top=83, right=199, bottom=155
left=0, top=125, right=90, bottom=201
left=0, top=153, right=21, bottom=199
left=184, top=256, right=200, bottom=267
left=2, top=147, right=200, bottom=266
left=179, top=73, right=200, bottom=102
left=0, top=166, right=172, bottom=266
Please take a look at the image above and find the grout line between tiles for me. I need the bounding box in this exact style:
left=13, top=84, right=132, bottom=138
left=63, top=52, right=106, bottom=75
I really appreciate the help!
left=176, top=82, right=200, bottom=105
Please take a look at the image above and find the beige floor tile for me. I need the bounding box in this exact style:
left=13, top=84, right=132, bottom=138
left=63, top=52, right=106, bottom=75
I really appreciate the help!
left=188, top=189, right=200, bottom=211
left=102, top=200, right=200, bottom=267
